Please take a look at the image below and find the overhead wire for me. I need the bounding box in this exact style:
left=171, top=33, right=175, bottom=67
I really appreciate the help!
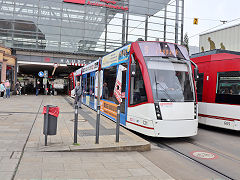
left=188, top=17, right=240, bottom=39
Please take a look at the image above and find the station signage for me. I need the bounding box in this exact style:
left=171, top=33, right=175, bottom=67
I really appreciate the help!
left=16, top=54, right=90, bottom=66
left=38, top=71, right=44, bottom=77
left=63, top=0, right=128, bottom=11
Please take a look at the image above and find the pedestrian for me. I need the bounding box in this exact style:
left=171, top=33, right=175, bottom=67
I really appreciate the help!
left=0, top=81, right=5, bottom=98
left=19, top=83, right=22, bottom=95
left=75, top=81, right=82, bottom=108
left=102, top=82, right=109, bottom=99
left=36, top=81, right=41, bottom=96
left=15, top=81, right=20, bottom=95
left=5, top=80, right=11, bottom=98
left=49, top=82, right=54, bottom=96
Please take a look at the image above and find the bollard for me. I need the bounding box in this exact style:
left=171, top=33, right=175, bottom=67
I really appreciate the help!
left=44, top=105, right=49, bottom=146
left=95, top=105, right=100, bottom=144
left=116, top=105, right=120, bottom=142
left=74, top=104, right=78, bottom=144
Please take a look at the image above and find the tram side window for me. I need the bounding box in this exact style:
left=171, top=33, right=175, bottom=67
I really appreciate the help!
left=216, top=71, right=240, bottom=105
left=102, top=66, right=117, bottom=101
left=196, top=73, right=204, bottom=102
left=130, top=61, right=147, bottom=105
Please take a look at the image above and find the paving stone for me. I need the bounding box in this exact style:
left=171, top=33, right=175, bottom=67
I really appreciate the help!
left=0, top=161, right=18, bottom=171
left=0, top=96, right=173, bottom=180
left=65, top=170, right=89, bottom=179
left=128, top=168, right=151, bottom=176
left=42, top=170, right=66, bottom=179
left=42, top=162, right=65, bottom=171
left=0, top=171, right=13, bottom=180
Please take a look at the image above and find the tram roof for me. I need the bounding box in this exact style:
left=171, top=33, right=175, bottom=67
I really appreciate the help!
left=191, top=49, right=240, bottom=63
left=191, top=49, right=240, bottom=58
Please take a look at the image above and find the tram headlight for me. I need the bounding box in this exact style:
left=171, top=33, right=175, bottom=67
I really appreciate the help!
left=194, top=102, right=197, bottom=119
left=154, top=103, right=162, bottom=120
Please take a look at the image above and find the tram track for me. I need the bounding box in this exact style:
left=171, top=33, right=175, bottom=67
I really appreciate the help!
left=139, top=130, right=240, bottom=180
left=155, top=142, right=234, bottom=180
left=179, top=137, right=240, bottom=164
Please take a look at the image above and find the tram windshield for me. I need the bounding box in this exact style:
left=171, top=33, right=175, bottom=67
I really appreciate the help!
left=145, top=57, right=194, bottom=102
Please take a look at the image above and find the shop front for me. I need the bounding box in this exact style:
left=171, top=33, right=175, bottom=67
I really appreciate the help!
left=0, top=45, right=16, bottom=90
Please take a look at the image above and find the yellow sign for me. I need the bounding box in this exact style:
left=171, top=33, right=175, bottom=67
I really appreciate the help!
left=100, top=100, right=117, bottom=120
left=193, top=18, right=198, bottom=25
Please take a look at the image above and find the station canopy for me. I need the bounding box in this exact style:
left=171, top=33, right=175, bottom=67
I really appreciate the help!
left=0, top=0, right=183, bottom=55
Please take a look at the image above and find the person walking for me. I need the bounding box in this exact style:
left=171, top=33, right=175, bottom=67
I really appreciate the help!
left=15, top=81, right=20, bottom=95
left=5, top=80, right=11, bottom=98
left=0, top=81, right=5, bottom=98
left=75, top=81, right=82, bottom=108
left=102, top=82, right=109, bottom=99
left=36, top=81, right=41, bottom=96
left=49, top=82, right=54, bottom=96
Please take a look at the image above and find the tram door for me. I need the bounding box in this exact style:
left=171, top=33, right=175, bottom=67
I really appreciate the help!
left=90, top=72, right=95, bottom=108
left=119, top=64, right=128, bottom=126
left=82, top=74, right=87, bottom=104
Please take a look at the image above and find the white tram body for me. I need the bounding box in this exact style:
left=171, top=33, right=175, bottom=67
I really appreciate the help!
left=71, top=41, right=198, bottom=137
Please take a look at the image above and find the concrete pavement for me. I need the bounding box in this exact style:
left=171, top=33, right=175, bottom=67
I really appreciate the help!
left=0, top=95, right=174, bottom=180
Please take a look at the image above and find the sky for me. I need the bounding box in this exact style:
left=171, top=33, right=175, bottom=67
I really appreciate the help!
left=184, top=0, right=240, bottom=47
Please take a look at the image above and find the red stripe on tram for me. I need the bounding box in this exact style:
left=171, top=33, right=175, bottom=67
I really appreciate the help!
left=199, top=113, right=240, bottom=122
left=126, top=121, right=154, bottom=130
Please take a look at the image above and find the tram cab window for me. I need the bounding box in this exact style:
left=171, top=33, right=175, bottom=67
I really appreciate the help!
left=196, top=73, right=204, bottom=102
left=130, top=61, right=147, bottom=105
left=216, top=71, right=240, bottom=105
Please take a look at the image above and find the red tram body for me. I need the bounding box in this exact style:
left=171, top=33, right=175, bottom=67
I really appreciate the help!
left=191, top=49, right=240, bottom=130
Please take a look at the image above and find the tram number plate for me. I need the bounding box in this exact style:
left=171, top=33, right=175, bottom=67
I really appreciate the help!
left=224, top=121, right=231, bottom=126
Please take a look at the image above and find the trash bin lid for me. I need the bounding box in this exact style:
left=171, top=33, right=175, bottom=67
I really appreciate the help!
left=43, top=106, right=60, bottom=117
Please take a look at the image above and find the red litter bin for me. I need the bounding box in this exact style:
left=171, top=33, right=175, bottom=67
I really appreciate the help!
left=43, top=105, right=60, bottom=135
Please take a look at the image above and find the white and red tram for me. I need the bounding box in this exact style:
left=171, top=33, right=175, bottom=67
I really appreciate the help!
left=191, top=49, right=240, bottom=130
left=70, top=41, right=198, bottom=137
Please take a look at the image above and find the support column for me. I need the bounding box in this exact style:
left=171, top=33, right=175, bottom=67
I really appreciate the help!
left=180, top=0, right=185, bottom=44
left=163, top=5, right=167, bottom=42
left=122, top=12, right=126, bottom=46
left=175, top=0, right=180, bottom=44
left=1, top=61, right=7, bottom=81
left=145, top=15, right=148, bottom=41
left=126, top=12, right=129, bottom=44
left=104, top=10, right=108, bottom=53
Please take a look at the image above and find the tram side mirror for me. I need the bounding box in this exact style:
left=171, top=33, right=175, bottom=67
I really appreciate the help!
left=131, top=63, right=136, bottom=77
left=194, top=68, right=199, bottom=79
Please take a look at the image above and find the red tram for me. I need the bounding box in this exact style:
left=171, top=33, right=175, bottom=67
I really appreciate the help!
left=191, top=49, right=240, bottom=130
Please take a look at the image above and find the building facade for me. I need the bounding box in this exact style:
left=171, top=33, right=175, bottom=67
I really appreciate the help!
left=0, top=45, right=16, bottom=87
left=0, top=0, right=184, bottom=55
left=200, top=23, right=240, bottom=52
left=0, top=0, right=185, bottom=94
